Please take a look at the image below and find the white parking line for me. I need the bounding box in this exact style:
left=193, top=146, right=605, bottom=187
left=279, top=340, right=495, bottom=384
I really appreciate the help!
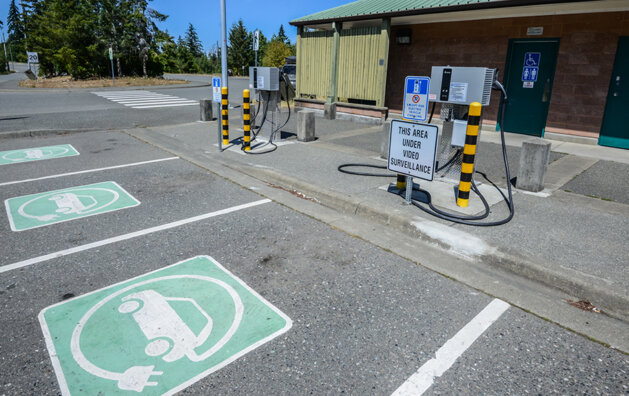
left=392, top=299, right=510, bottom=395
left=0, top=199, right=271, bottom=274
left=0, top=157, right=179, bottom=187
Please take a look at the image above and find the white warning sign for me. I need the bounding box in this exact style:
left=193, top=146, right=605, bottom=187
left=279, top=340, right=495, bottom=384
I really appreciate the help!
left=388, top=120, right=439, bottom=181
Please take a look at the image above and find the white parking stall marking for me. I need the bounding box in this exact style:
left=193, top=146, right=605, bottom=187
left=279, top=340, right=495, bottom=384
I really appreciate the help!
left=392, top=299, right=510, bottom=396
left=0, top=199, right=271, bottom=274
left=93, top=90, right=198, bottom=109
left=0, top=157, right=179, bottom=187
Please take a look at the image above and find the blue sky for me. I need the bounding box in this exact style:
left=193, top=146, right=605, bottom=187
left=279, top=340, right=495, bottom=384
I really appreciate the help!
left=0, top=0, right=351, bottom=51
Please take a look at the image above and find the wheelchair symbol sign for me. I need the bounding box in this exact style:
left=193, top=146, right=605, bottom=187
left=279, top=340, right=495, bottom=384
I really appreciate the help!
left=524, top=52, right=541, bottom=67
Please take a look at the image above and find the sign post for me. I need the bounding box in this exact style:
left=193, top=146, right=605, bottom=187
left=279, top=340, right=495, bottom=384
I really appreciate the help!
left=212, top=77, right=222, bottom=151
left=109, top=46, right=115, bottom=87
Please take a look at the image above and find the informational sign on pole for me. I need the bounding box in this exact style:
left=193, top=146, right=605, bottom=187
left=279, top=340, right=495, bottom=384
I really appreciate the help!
left=253, top=30, right=259, bottom=67
left=253, top=30, right=260, bottom=51
left=402, top=76, right=430, bottom=122
left=388, top=120, right=439, bottom=181
left=27, top=51, right=39, bottom=64
left=212, top=77, right=222, bottom=102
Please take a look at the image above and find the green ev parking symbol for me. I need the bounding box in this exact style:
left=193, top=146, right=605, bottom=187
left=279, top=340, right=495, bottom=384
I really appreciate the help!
left=39, top=256, right=292, bottom=395
left=4, top=181, right=140, bottom=231
left=0, top=144, right=79, bottom=165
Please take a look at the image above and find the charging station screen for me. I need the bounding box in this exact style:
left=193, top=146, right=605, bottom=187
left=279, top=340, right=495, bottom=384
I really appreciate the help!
left=388, top=120, right=439, bottom=181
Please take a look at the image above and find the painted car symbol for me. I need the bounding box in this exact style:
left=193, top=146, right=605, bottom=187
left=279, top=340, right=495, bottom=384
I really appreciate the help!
left=49, top=193, right=98, bottom=215
left=118, top=290, right=214, bottom=363
left=25, top=149, right=46, bottom=159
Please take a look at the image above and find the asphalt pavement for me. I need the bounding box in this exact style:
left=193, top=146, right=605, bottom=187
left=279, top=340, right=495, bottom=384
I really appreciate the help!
left=0, top=74, right=627, bottom=395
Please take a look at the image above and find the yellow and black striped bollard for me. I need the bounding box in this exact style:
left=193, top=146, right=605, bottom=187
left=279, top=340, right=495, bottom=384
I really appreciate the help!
left=396, top=174, right=406, bottom=190
left=457, top=102, right=482, bottom=208
left=222, top=87, right=229, bottom=146
left=243, top=89, right=251, bottom=151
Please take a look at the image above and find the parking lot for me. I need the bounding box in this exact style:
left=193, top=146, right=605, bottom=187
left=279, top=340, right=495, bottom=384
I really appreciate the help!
left=1, top=130, right=627, bottom=395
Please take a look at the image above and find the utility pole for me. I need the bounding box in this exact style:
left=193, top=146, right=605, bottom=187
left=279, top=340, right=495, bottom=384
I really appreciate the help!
left=220, top=0, right=228, bottom=92
left=1, top=32, right=9, bottom=72
left=109, top=46, right=115, bottom=87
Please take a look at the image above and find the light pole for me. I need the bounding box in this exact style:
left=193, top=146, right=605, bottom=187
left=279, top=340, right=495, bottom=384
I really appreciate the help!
left=220, top=0, right=228, bottom=91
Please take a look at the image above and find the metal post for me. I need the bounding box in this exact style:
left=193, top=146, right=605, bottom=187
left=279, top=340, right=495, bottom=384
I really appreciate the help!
left=220, top=0, right=228, bottom=92
left=9, top=42, right=14, bottom=71
left=1, top=31, right=8, bottom=72
left=457, top=102, right=482, bottom=208
left=243, top=89, right=251, bottom=151
left=405, top=176, right=413, bottom=204
left=222, top=86, right=229, bottom=147
left=109, top=46, right=115, bottom=87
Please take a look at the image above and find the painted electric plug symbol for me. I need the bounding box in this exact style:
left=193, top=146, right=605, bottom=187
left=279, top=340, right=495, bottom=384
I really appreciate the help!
left=118, top=290, right=214, bottom=363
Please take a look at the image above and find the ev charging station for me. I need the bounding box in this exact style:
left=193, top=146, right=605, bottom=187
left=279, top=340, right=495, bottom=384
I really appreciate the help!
left=381, top=66, right=515, bottom=226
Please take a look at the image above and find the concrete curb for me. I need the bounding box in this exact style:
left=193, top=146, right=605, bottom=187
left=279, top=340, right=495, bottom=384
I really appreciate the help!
left=123, top=127, right=628, bottom=322
left=234, top=165, right=628, bottom=320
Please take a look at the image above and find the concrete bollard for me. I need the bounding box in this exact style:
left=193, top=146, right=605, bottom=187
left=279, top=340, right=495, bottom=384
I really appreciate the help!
left=380, top=120, right=391, bottom=159
left=200, top=99, right=213, bottom=121
left=324, top=102, right=336, bottom=120
left=213, top=101, right=221, bottom=121
left=297, top=110, right=315, bottom=142
left=517, top=137, right=551, bottom=192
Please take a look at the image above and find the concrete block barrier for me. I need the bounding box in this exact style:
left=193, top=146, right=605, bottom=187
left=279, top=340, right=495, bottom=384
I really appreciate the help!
left=200, top=99, right=213, bottom=121
left=517, top=138, right=551, bottom=192
left=297, top=110, right=315, bottom=142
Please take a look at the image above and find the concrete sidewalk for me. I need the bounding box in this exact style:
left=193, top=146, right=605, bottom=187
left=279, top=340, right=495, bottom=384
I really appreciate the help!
left=120, top=110, right=628, bottom=346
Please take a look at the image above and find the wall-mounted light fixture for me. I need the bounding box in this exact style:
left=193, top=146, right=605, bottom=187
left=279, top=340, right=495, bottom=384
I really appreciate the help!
left=396, top=29, right=412, bottom=45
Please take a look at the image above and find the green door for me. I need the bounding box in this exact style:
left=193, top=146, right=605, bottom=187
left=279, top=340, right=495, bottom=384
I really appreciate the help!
left=599, top=37, right=629, bottom=149
left=500, top=38, right=560, bottom=136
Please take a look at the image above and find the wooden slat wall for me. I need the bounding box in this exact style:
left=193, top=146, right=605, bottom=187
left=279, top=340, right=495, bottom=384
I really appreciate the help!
left=296, top=30, right=334, bottom=99
left=338, top=26, right=383, bottom=106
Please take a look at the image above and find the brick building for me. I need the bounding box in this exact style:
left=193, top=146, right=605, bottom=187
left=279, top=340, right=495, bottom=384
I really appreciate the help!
left=290, top=0, right=629, bottom=149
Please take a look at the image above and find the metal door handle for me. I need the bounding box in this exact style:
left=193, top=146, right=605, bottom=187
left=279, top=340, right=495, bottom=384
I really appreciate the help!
left=542, top=78, right=550, bottom=102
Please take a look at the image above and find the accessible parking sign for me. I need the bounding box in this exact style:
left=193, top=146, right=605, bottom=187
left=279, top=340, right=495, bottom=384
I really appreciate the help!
left=39, top=256, right=292, bottom=395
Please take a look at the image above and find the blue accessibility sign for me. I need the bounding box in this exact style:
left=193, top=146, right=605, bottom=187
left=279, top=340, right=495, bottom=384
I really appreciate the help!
left=522, top=66, right=539, bottom=82
left=524, top=52, right=541, bottom=67
left=212, top=77, right=221, bottom=102
left=402, top=76, right=430, bottom=122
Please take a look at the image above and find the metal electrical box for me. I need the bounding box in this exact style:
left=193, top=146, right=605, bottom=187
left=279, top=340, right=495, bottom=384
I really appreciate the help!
left=249, top=67, right=280, bottom=91
left=429, top=67, right=496, bottom=106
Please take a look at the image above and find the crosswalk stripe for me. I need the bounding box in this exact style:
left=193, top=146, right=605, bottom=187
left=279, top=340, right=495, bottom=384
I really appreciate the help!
left=132, top=103, right=198, bottom=109
left=92, top=90, right=198, bottom=109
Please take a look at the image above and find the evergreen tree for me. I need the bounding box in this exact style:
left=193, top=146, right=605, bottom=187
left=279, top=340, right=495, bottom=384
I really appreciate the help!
left=7, top=0, right=24, bottom=44
left=228, top=19, right=252, bottom=76
left=184, top=23, right=202, bottom=58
